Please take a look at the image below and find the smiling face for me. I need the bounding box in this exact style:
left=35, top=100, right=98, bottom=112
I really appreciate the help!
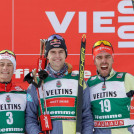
left=47, top=48, right=66, bottom=71
left=0, top=59, right=14, bottom=82
left=94, top=52, right=113, bottom=77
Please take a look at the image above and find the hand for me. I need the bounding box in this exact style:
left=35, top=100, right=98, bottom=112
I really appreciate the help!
left=23, top=72, right=33, bottom=84
left=38, top=70, right=48, bottom=80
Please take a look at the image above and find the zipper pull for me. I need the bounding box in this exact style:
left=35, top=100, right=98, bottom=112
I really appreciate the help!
left=102, top=77, right=106, bottom=91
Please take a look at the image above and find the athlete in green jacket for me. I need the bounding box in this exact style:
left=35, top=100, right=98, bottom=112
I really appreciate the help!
left=86, top=40, right=134, bottom=134
left=25, top=34, right=94, bottom=134
left=0, top=50, right=26, bottom=134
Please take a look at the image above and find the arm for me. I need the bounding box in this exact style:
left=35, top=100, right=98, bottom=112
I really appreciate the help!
left=125, top=73, right=134, bottom=97
left=25, top=84, right=42, bottom=134
left=82, top=81, right=94, bottom=134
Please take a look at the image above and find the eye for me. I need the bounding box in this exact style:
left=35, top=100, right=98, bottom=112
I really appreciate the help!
left=0, top=63, right=4, bottom=67
left=7, top=64, right=13, bottom=67
left=59, top=51, right=64, bottom=53
left=96, top=56, right=102, bottom=60
left=105, top=55, right=112, bottom=59
left=50, top=51, right=55, bottom=54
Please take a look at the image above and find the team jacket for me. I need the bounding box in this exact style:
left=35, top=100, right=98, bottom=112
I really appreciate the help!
left=0, top=81, right=26, bottom=134
left=25, top=73, right=94, bottom=134
left=86, top=69, right=134, bottom=134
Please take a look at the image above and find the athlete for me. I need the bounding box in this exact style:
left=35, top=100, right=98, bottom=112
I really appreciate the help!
left=0, top=50, right=26, bottom=134
left=86, top=40, right=134, bottom=134
left=25, top=34, right=93, bottom=134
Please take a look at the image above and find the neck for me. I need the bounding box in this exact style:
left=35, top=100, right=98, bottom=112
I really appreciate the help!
left=50, top=64, right=64, bottom=72
left=0, top=79, right=11, bottom=83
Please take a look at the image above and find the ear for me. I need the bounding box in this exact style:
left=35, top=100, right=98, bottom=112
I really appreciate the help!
left=112, top=55, right=114, bottom=63
left=94, top=58, right=97, bottom=66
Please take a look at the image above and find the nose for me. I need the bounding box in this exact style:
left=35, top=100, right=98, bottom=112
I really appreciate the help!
left=55, top=52, right=60, bottom=57
left=101, top=57, right=107, bottom=63
left=3, top=65, right=8, bottom=70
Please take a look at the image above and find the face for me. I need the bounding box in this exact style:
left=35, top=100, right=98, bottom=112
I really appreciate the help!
left=0, top=59, right=14, bottom=82
left=94, top=52, right=113, bottom=77
left=47, top=48, right=66, bottom=71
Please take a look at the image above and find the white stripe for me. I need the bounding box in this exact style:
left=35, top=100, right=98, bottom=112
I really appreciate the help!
left=118, top=42, right=134, bottom=48
left=90, top=81, right=126, bottom=101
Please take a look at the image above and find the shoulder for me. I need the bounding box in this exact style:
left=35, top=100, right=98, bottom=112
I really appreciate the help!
left=12, top=83, right=26, bottom=92
left=87, top=75, right=99, bottom=87
left=26, top=84, right=38, bottom=103
left=124, top=72, right=134, bottom=81
left=27, top=84, right=37, bottom=93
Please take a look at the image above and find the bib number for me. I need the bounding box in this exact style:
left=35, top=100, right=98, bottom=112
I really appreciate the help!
left=99, top=99, right=111, bottom=112
left=6, top=112, right=13, bottom=124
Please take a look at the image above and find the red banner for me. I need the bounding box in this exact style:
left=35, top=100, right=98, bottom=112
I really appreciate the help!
left=0, top=0, right=134, bottom=90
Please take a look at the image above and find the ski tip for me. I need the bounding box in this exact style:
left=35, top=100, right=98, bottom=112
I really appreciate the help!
left=82, top=34, right=86, bottom=42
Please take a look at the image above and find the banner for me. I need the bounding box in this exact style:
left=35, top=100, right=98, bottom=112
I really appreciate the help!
left=0, top=0, right=134, bottom=90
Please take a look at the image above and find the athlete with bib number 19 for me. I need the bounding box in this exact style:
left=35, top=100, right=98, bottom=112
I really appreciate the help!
left=85, top=40, right=134, bottom=134
left=0, top=50, right=26, bottom=134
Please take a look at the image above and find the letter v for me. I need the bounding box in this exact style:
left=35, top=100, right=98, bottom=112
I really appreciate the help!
left=45, top=11, right=75, bottom=33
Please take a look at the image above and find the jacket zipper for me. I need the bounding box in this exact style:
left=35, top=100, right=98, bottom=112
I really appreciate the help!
left=5, top=83, right=7, bottom=91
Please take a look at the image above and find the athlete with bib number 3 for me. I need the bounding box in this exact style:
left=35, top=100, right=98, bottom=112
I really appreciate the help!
left=0, top=50, right=26, bottom=134
left=85, top=40, right=134, bottom=134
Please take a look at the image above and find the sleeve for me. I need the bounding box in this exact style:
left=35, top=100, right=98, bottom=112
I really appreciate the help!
left=25, top=84, right=42, bottom=134
left=82, top=81, right=94, bottom=134
left=124, top=73, right=134, bottom=97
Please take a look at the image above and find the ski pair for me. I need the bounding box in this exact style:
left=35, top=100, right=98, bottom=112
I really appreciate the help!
left=33, top=39, right=52, bottom=134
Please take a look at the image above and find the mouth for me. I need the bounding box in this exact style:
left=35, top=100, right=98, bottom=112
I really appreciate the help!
left=101, top=66, right=108, bottom=70
left=54, top=59, right=61, bottom=62
left=1, top=72, right=9, bottom=74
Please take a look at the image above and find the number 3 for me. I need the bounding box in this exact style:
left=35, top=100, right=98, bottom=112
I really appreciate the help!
left=6, top=112, right=13, bottom=124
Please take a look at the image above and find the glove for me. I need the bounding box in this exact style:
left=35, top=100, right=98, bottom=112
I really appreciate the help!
left=38, top=70, right=48, bottom=80
left=23, top=72, right=33, bottom=84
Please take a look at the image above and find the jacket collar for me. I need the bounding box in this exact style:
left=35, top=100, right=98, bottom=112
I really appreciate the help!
left=97, top=69, right=116, bottom=80
left=0, top=82, right=12, bottom=92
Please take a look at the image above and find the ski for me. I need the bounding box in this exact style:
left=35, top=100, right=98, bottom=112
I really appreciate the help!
left=76, top=34, right=86, bottom=134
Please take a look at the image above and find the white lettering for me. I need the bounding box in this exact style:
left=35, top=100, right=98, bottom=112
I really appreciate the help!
left=14, top=69, right=23, bottom=78
left=118, top=1, right=134, bottom=14
left=24, top=69, right=30, bottom=76
left=72, top=70, right=91, bottom=78
left=118, top=25, right=134, bottom=39
left=45, top=11, right=75, bottom=33
left=118, top=42, right=134, bottom=48
left=79, top=12, right=87, bottom=33
left=93, top=11, right=115, bottom=33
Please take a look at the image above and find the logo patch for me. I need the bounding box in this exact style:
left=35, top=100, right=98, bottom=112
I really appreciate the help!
left=50, top=39, right=61, bottom=47
left=6, top=95, right=11, bottom=103
left=56, top=81, right=62, bottom=88
left=102, top=84, right=106, bottom=91
left=71, top=72, right=77, bottom=76
left=15, top=86, right=23, bottom=91
left=27, top=93, right=33, bottom=102
left=90, top=76, right=96, bottom=81
left=117, top=73, right=123, bottom=78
